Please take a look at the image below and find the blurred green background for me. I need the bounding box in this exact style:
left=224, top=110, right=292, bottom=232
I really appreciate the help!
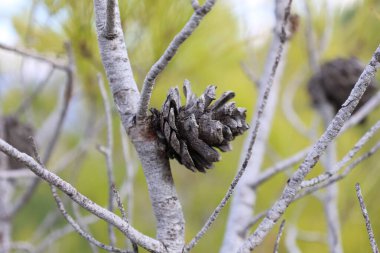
left=1, top=0, right=380, bottom=252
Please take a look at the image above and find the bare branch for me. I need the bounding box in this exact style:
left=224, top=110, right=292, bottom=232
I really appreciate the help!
left=238, top=45, right=380, bottom=252
left=220, top=1, right=294, bottom=251
left=14, top=66, right=55, bottom=117
left=6, top=43, right=74, bottom=219
left=31, top=137, right=127, bottom=253
left=355, top=183, right=379, bottom=253
left=273, top=220, right=286, bottom=253
left=186, top=2, right=293, bottom=251
left=0, top=139, right=165, bottom=252
left=94, top=0, right=140, bottom=128
left=34, top=215, right=98, bottom=253
left=112, top=184, right=138, bottom=252
left=0, top=42, right=67, bottom=70
left=240, top=61, right=260, bottom=87
left=285, top=224, right=301, bottom=253
left=344, top=91, right=380, bottom=129
left=97, top=73, right=117, bottom=246
left=250, top=147, right=310, bottom=189
left=0, top=169, right=36, bottom=179
left=95, top=1, right=185, bottom=250
left=51, top=186, right=129, bottom=253
left=191, top=0, right=200, bottom=10
left=301, top=120, right=380, bottom=188
left=241, top=211, right=267, bottom=234
left=138, top=0, right=217, bottom=118
left=9, top=242, right=34, bottom=253
left=42, top=42, right=74, bottom=164
left=295, top=140, right=380, bottom=201
left=281, top=69, right=312, bottom=137
left=303, top=0, right=319, bottom=73
left=317, top=103, right=343, bottom=253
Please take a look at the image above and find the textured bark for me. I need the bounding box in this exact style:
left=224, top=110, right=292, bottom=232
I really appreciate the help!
left=93, top=0, right=185, bottom=251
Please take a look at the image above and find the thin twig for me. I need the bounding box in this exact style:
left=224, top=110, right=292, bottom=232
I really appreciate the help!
left=250, top=148, right=310, bottom=189
left=301, top=120, right=380, bottom=188
left=344, top=91, right=380, bottom=129
left=30, top=138, right=127, bottom=253
left=50, top=186, right=130, bottom=253
left=238, top=45, right=380, bottom=253
left=255, top=91, right=380, bottom=191
left=185, top=2, right=292, bottom=251
left=112, top=185, right=138, bottom=252
left=7, top=43, right=74, bottom=219
left=0, top=139, right=164, bottom=252
left=119, top=124, right=138, bottom=252
left=295, top=141, right=380, bottom=201
left=112, top=184, right=127, bottom=222
left=285, top=224, right=301, bottom=253
left=8, top=242, right=34, bottom=253
left=138, top=0, right=216, bottom=118
left=191, top=0, right=200, bottom=10
left=34, top=215, right=97, bottom=253
left=281, top=69, right=311, bottom=137
left=14, top=66, right=55, bottom=117
left=355, top=183, right=379, bottom=253
left=241, top=211, right=267, bottom=235
left=273, top=220, right=286, bottom=253
left=0, top=169, right=36, bottom=179
left=0, top=42, right=67, bottom=70
left=319, top=104, right=342, bottom=253
left=240, top=61, right=260, bottom=87
left=97, top=73, right=116, bottom=246
left=303, top=0, right=319, bottom=73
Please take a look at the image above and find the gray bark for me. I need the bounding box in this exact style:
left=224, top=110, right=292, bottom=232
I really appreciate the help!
left=93, top=0, right=185, bottom=251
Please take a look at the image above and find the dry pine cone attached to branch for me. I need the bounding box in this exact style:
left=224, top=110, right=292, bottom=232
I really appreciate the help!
left=151, top=80, right=249, bottom=172
left=308, top=57, right=378, bottom=116
left=1, top=116, right=34, bottom=170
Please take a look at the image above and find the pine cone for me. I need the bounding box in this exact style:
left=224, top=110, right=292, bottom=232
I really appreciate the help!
left=308, top=57, right=378, bottom=116
left=2, top=116, right=34, bottom=170
left=151, top=80, right=249, bottom=172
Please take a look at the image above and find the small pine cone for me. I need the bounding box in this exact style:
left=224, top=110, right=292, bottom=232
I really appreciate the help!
left=2, top=116, right=34, bottom=170
left=308, top=57, right=378, bottom=116
left=151, top=80, right=249, bottom=172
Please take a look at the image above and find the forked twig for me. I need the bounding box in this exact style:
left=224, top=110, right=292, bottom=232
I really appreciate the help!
left=273, top=220, right=286, bottom=253
left=355, top=183, right=379, bottom=253
left=138, top=0, right=217, bottom=118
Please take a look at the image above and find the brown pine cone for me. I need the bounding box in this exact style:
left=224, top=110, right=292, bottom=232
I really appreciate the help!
left=2, top=116, right=34, bottom=170
left=151, top=80, right=249, bottom=172
left=308, top=57, right=378, bottom=116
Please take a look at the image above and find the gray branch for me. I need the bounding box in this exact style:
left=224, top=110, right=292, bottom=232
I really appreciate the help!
left=220, top=0, right=293, bottom=252
left=238, top=45, right=380, bottom=252
left=355, top=183, right=379, bottom=253
left=94, top=1, right=185, bottom=251
left=0, top=139, right=164, bottom=252
left=273, top=220, right=286, bottom=253
left=97, top=74, right=117, bottom=246
left=138, top=0, right=216, bottom=118
left=186, top=2, right=293, bottom=252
